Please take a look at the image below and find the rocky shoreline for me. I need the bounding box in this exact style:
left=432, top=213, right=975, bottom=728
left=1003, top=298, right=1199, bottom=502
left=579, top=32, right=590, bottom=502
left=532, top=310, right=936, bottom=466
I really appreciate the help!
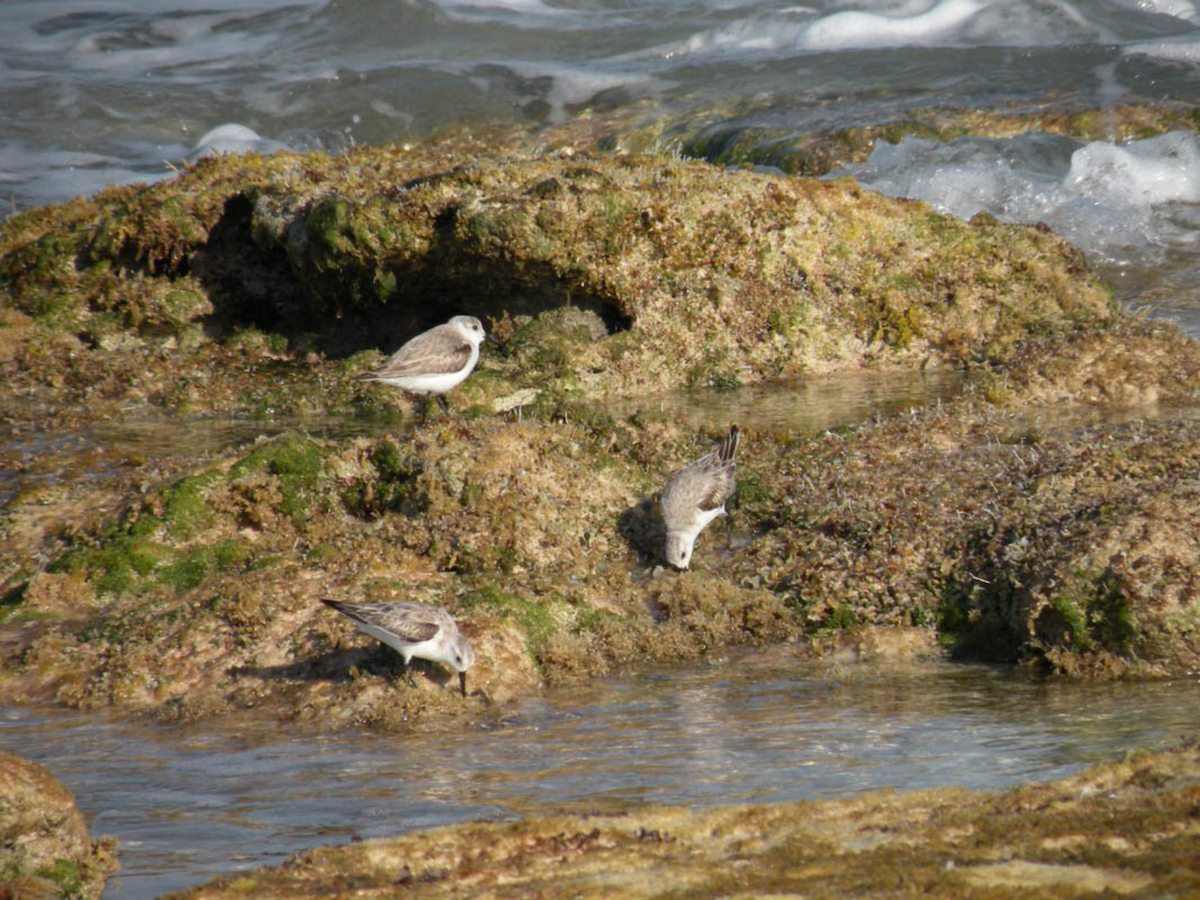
left=170, top=739, right=1200, bottom=899
left=1, top=108, right=1198, bottom=897
left=3, top=122, right=1197, bottom=729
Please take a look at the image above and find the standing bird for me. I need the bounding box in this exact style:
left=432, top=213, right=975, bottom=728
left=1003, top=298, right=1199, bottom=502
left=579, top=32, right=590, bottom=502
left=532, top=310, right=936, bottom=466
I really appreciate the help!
left=321, top=598, right=476, bottom=697
left=660, top=425, right=740, bottom=570
left=356, top=315, right=489, bottom=415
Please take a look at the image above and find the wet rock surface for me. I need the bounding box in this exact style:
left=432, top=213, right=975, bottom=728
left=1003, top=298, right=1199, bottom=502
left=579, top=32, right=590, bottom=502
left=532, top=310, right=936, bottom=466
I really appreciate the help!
left=0, top=750, right=116, bottom=900
left=1, top=131, right=1112, bottom=431
left=544, top=98, right=1200, bottom=177
left=171, top=739, right=1200, bottom=899
left=0, top=125, right=1196, bottom=734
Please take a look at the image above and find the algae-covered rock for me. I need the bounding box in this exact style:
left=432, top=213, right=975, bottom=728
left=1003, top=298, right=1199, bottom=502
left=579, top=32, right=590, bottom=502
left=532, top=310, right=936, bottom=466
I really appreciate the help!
left=0, top=421, right=796, bottom=727
left=4, top=332, right=1197, bottom=731
left=733, top=370, right=1200, bottom=676
left=0, top=125, right=1196, bottom=731
left=170, top=740, right=1200, bottom=899
left=1, top=133, right=1114, bottom=430
left=0, top=751, right=117, bottom=899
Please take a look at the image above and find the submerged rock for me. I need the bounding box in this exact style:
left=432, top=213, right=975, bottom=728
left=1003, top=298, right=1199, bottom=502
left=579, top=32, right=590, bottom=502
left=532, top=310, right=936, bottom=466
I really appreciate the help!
left=593, top=98, right=1200, bottom=177
left=0, top=750, right=117, bottom=900
left=170, top=740, right=1200, bottom=899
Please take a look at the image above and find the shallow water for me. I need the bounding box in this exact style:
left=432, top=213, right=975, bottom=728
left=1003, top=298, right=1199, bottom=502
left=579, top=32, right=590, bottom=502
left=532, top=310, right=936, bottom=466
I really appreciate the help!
left=5, top=652, right=1199, bottom=898
left=0, top=368, right=969, bottom=508
left=608, top=368, right=970, bottom=434
left=1, top=382, right=1197, bottom=896
left=0, top=413, right=386, bottom=507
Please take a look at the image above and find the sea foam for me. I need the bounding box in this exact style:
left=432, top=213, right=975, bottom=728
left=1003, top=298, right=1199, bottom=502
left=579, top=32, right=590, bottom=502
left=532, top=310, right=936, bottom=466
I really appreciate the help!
left=640, top=0, right=1143, bottom=59
left=187, top=124, right=290, bottom=161
left=836, top=130, right=1200, bottom=262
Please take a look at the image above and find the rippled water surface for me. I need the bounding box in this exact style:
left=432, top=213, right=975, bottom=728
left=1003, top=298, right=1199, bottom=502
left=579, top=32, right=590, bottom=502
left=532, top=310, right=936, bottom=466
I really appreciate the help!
left=3, top=0, right=1200, bottom=330
left=6, top=654, right=1200, bottom=898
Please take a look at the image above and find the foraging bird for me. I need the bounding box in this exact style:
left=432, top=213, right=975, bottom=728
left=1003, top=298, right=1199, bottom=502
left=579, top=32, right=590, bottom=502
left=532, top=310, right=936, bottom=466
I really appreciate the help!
left=356, top=315, right=489, bottom=414
left=321, top=598, right=476, bottom=697
left=660, top=425, right=740, bottom=570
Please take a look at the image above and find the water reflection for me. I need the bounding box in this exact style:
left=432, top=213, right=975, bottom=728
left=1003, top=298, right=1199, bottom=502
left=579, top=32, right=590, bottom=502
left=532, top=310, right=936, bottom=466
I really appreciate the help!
left=0, top=414, right=390, bottom=506
left=608, top=369, right=969, bottom=434
left=4, top=652, right=1198, bottom=899
left=0, top=369, right=965, bottom=507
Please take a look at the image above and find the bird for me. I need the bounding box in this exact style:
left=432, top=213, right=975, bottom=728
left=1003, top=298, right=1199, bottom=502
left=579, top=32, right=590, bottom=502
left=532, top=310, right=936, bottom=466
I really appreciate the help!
left=660, top=425, right=740, bottom=570
left=321, top=598, right=476, bottom=697
left=356, top=315, right=490, bottom=415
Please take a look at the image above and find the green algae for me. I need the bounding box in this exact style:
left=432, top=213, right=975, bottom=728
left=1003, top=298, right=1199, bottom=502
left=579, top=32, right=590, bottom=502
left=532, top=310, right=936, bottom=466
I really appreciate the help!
left=340, top=439, right=430, bottom=520
left=45, top=433, right=326, bottom=600
left=228, top=433, right=328, bottom=525
left=1048, top=569, right=1137, bottom=655
left=0, top=751, right=117, bottom=900
left=35, top=858, right=84, bottom=897
left=460, top=584, right=561, bottom=660
left=0, top=130, right=1115, bottom=435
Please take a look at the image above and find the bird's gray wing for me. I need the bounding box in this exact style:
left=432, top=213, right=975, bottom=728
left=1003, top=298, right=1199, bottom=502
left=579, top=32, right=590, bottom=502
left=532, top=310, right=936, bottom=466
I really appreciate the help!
left=690, top=451, right=736, bottom=511
left=698, top=463, right=736, bottom=511
left=362, top=326, right=473, bottom=379
left=663, top=450, right=735, bottom=519
left=323, top=600, right=441, bottom=642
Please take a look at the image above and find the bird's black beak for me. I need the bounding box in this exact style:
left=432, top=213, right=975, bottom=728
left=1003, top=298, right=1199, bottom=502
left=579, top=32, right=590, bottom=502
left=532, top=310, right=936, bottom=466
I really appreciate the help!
left=484, top=333, right=502, bottom=346
left=459, top=671, right=468, bottom=698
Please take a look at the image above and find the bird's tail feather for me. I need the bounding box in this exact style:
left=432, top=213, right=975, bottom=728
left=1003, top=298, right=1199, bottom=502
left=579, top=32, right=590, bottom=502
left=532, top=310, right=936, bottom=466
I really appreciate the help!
left=321, top=597, right=365, bottom=624
left=720, top=424, right=740, bottom=464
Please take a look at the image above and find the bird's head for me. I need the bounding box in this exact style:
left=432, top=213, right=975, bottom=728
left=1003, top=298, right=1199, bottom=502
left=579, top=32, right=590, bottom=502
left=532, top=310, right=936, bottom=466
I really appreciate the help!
left=449, top=315, right=487, bottom=347
left=664, top=531, right=694, bottom=570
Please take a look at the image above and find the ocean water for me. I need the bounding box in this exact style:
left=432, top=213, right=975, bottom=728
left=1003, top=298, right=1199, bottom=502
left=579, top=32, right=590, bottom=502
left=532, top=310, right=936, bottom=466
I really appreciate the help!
left=2, top=0, right=1199, bottom=325
left=7, top=656, right=1200, bottom=898
left=3, top=0, right=1198, bottom=329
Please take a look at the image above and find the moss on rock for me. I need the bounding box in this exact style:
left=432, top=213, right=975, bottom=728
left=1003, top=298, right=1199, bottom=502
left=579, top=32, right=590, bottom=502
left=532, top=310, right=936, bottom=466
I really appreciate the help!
left=0, top=750, right=117, bottom=899
left=1, top=130, right=1115, bottom=432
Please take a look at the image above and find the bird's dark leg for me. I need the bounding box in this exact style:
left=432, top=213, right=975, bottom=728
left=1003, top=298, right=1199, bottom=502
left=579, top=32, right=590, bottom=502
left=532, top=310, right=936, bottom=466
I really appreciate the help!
left=435, top=395, right=450, bottom=414
left=416, top=395, right=432, bottom=424
left=399, top=658, right=417, bottom=689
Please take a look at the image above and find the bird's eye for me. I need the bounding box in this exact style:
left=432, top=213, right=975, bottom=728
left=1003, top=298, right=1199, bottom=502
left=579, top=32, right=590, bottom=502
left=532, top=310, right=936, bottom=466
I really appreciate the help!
left=455, top=655, right=462, bottom=665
